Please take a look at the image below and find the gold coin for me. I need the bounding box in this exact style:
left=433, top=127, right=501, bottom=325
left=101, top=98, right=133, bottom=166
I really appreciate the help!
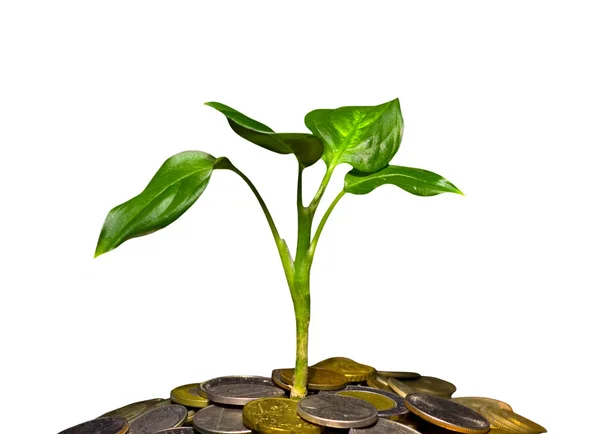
left=367, top=374, right=394, bottom=392
left=377, top=371, right=421, bottom=380
left=279, top=367, right=347, bottom=391
left=312, top=357, right=375, bottom=382
left=170, top=384, right=210, bottom=408
left=243, top=397, right=323, bottom=433
left=184, top=409, right=196, bottom=425
left=388, top=376, right=456, bottom=398
left=482, top=408, right=546, bottom=434
left=452, top=397, right=513, bottom=415
left=338, top=390, right=396, bottom=411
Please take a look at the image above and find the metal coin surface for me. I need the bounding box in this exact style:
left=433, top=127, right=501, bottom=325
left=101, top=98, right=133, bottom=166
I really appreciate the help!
left=349, top=417, right=422, bottom=434
left=200, top=375, right=285, bottom=405
left=376, top=371, right=421, bottom=380
left=452, top=397, right=513, bottom=414
left=271, top=369, right=292, bottom=392
left=152, top=429, right=195, bottom=434
left=98, top=398, right=168, bottom=422
left=388, top=376, right=457, bottom=398
left=297, top=393, right=378, bottom=428
left=243, top=397, right=323, bottom=433
left=366, top=374, right=393, bottom=392
left=330, top=385, right=408, bottom=419
left=404, top=393, right=490, bottom=434
left=312, top=357, right=376, bottom=382
left=481, top=407, right=546, bottom=434
left=279, top=367, right=347, bottom=391
left=184, top=409, right=196, bottom=425
left=171, top=383, right=210, bottom=408
left=193, top=405, right=251, bottom=434
left=128, top=404, right=187, bottom=434
left=59, top=417, right=129, bottom=434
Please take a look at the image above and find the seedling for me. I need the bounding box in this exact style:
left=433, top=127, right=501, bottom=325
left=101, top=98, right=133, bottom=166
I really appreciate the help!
left=95, top=98, right=462, bottom=398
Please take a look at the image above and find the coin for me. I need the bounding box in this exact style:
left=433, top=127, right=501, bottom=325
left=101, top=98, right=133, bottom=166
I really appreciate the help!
left=376, top=371, right=421, bottom=380
left=171, top=383, right=210, bottom=408
left=481, top=407, right=546, bottom=434
left=128, top=404, right=188, bottom=434
left=330, top=385, right=409, bottom=419
left=243, top=397, right=323, bottom=433
left=98, top=398, right=169, bottom=422
left=271, top=369, right=293, bottom=392
left=193, top=405, right=251, bottom=434
left=58, top=417, right=129, bottom=434
left=388, top=376, right=456, bottom=398
left=184, top=409, right=196, bottom=425
left=297, top=393, right=378, bottom=428
left=153, top=429, right=196, bottom=434
left=451, top=397, right=513, bottom=414
left=404, top=393, right=490, bottom=434
left=279, top=367, right=347, bottom=391
left=349, top=417, right=422, bottom=433
left=366, top=374, right=393, bottom=392
left=312, top=357, right=376, bottom=382
left=200, top=375, right=285, bottom=405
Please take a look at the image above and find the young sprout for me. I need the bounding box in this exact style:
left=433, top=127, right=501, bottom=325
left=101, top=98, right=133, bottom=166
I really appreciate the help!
left=95, top=98, right=462, bottom=398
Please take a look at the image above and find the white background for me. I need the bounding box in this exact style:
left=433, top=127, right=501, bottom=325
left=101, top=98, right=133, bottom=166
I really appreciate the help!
left=1, top=2, right=598, bottom=433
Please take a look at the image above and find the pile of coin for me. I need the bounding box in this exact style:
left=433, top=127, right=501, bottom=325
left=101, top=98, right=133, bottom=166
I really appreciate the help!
left=58, top=357, right=547, bottom=434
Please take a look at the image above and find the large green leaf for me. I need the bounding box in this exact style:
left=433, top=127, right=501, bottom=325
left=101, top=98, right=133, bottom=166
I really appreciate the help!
left=304, top=98, right=403, bottom=172
left=344, top=165, right=463, bottom=196
left=205, top=102, right=323, bottom=167
left=95, top=151, right=218, bottom=257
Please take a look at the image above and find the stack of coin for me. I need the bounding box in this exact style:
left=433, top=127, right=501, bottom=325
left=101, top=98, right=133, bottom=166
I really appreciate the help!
left=58, top=357, right=546, bottom=434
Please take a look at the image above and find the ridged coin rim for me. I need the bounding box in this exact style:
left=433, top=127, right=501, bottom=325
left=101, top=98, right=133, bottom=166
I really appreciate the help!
left=297, top=394, right=378, bottom=429
left=199, top=375, right=285, bottom=405
left=323, top=385, right=409, bottom=418
left=170, top=383, right=210, bottom=408
left=481, top=407, right=546, bottom=434
left=404, top=394, right=490, bottom=434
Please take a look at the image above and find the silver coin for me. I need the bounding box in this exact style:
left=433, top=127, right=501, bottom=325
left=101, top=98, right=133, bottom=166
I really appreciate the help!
left=297, top=393, right=378, bottom=429
left=404, top=393, right=490, bottom=433
left=98, top=398, right=169, bottom=422
left=350, top=417, right=422, bottom=433
left=58, top=417, right=128, bottom=434
left=193, top=405, right=251, bottom=434
left=325, top=385, right=409, bottom=419
left=199, top=375, right=285, bottom=405
left=128, top=404, right=187, bottom=434
left=152, top=429, right=195, bottom=434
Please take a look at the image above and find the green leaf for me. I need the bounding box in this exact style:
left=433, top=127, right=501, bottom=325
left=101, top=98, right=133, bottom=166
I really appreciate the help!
left=205, top=102, right=323, bottom=167
left=304, top=98, right=403, bottom=172
left=95, top=151, right=218, bottom=257
left=344, top=165, right=463, bottom=196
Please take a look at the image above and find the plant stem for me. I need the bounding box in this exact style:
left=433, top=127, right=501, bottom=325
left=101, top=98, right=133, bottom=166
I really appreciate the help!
left=308, top=190, right=345, bottom=264
left=309, top=165, right=335, bottom=212
left=226, top=161, right=340, bottom=399
left=291, top=313, right=310, bottom=398
left=227, top=163, right=295, bottom=287
left=290, top=256, right=310, bottom=398
left=295, top=166, right=312, bottom=265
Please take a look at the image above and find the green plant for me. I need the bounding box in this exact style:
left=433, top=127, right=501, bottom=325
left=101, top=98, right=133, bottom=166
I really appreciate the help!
left=95, top=98, right=462, bottom=398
